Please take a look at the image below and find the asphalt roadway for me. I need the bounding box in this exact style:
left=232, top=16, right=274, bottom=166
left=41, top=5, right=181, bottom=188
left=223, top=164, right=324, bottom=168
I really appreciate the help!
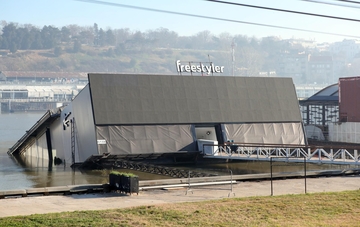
left=1, top=175, right=360, bottom=218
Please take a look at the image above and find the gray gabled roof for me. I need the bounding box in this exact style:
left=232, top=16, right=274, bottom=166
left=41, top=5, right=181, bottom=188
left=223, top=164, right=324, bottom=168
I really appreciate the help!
left=88, top=74, right=301, bottom=125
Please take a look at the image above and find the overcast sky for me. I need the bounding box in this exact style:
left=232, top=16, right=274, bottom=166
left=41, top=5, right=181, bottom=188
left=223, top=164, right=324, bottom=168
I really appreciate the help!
left=2, top=0, right=360, bottom=43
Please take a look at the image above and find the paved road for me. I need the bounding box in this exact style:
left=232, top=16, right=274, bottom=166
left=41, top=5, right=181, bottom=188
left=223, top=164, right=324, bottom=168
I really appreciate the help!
left=1, top=175, right=360, bottom=218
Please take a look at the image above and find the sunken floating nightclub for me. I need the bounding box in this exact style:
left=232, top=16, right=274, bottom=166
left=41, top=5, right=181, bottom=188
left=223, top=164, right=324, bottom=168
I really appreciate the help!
left=8, top=73, right=306, bottom=168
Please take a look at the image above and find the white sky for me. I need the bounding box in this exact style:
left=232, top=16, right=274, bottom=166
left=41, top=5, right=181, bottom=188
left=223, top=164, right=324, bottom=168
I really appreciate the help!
left=2, top=0, right=360, bottom=43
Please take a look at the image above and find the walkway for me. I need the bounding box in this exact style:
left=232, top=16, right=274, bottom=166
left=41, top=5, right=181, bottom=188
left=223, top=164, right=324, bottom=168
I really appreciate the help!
left=204, top=144, right=360, bottom=165
left=1, top=175, right=360, bottom=218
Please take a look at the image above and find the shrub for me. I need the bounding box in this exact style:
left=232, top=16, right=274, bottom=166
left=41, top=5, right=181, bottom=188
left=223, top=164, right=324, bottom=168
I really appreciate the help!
left=109, top=171, right=138, bottom=177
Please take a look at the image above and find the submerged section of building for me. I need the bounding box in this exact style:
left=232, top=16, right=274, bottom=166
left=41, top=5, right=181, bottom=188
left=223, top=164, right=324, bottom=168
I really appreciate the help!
left=8, top=73, right=306, bottom=167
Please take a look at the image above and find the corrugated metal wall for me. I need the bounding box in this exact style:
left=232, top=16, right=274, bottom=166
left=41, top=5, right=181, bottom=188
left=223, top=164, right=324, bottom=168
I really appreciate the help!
left=70, top=85, right=98, bottom=162
left=88, top=74, right=302, bottom=125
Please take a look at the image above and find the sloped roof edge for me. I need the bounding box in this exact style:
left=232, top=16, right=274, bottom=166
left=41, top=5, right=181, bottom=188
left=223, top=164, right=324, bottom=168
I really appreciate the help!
left=7, top=108, right=62, bottom=156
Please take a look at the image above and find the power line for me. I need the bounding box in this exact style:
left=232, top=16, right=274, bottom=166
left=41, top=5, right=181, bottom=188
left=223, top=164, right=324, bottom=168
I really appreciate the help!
left=205, top=0, right=360, bottom=23
left=301, top=0, right=360, bottom=9
left=74, top=0, right=360, bottom=39
left=336, top=0, right=360, bottom=4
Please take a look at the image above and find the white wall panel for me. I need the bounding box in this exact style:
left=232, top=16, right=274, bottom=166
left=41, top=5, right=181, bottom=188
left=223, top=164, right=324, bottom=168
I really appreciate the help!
left=96, top=125, right=196, bottom=155
left=329, top=122, right=360, bottom=143
left=225, top=123, right=305, bottom=145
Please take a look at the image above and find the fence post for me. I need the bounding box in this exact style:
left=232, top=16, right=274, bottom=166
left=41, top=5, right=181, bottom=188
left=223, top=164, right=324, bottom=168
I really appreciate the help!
left=304, top=156, right=307, bottom=194
left=270, top=157, right=273, bottom=196
left=228, top=169, right=235, bottom=197
left=185, top=171, right=193, bottom=195
left=270, top=157, right=307, bottom=196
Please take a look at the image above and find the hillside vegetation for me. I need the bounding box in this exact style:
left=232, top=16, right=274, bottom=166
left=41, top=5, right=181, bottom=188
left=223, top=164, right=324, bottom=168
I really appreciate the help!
left=0, top=21, right=288, bottom=77
left=2, top=21, right=360, bottom=83
left=0, top=46, right=162, bottom=73
left=0, top=45, right=234, bottom=75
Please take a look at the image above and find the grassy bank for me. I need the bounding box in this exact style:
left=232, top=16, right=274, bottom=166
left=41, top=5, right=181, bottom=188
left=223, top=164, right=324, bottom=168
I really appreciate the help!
left=2, top=190, right=360, bottom=226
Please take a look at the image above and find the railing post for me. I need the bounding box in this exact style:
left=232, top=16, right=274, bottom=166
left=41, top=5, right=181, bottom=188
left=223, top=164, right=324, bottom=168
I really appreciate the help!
left=330, top=149, right=333, bottom=161
left=355, top=150, right=358, bottom=163
left=286, top=148, right=290, bottom=162
left=185, top=171, right=193, bottom=195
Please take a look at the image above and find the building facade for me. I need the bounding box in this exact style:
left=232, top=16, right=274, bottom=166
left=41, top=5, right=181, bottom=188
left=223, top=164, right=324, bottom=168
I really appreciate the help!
left=9, top=74, right=306, bottom=166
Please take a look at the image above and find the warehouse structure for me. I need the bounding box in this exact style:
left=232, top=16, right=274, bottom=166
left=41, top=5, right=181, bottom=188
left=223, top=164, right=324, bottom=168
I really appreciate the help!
left=298, top=76, right=360, bottom=143
left=8, top=73, right=306, bottom=166
left=328, top=76, right=360, bottom=143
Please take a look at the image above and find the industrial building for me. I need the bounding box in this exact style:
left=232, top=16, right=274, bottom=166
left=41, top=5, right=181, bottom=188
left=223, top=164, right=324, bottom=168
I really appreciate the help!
left=299, top=76, right=360, bottom=144
left=329, top=77, right=360, bottom=143
left=8, top=73, right=306, bottom=167
left=0, top=71, right=87, bottom=112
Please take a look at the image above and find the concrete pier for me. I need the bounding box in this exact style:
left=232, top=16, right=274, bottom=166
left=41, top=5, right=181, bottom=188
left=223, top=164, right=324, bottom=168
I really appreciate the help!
left=1, top=169, right=357, bottom=199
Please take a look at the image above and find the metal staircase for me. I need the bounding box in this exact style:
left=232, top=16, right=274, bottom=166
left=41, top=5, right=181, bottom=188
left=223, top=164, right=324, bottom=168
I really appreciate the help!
left=70, top=117, right=76, bottom=166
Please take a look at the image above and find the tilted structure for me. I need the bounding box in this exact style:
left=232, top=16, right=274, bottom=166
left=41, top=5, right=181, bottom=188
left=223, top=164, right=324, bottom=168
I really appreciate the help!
left=8, top=73, right=306, bottom=166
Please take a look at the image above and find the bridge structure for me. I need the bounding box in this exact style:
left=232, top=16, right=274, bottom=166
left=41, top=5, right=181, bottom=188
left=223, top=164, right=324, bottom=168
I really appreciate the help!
left=202, top=142, right=360, bottom=165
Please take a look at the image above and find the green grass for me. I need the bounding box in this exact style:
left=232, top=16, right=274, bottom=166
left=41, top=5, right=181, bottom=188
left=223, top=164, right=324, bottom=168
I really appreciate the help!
left=2, top=190, right=360, bottom=226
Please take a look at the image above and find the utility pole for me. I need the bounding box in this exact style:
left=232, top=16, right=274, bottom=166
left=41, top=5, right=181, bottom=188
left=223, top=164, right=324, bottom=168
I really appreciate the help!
left=231, top=40, right=236, bottom=77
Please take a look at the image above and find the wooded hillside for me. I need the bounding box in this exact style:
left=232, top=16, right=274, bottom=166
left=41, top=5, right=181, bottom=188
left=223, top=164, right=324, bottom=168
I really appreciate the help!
left=1, top=21, right=358, bottom=84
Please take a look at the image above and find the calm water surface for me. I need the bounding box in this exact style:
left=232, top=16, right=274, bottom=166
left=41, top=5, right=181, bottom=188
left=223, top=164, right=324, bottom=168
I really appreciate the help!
left=0, top=112, right=347, bottom=190
left=0, top=112, right=174, bottom=190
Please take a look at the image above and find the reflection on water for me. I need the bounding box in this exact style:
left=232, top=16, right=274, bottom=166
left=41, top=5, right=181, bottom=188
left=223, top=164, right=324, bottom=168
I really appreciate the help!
left=162, top=160, right=348, bottom=176
left=0, top=154, right=34, bottom=190
left=9, top=154, right=173, bottom=189
left=10, top=154, right=112, bottom=188
left=5, top=151, right=350, bottom=190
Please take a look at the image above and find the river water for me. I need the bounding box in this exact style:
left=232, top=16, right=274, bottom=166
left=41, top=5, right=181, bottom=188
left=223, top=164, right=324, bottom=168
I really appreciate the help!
left=0, top=112, right=347, bottom=191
